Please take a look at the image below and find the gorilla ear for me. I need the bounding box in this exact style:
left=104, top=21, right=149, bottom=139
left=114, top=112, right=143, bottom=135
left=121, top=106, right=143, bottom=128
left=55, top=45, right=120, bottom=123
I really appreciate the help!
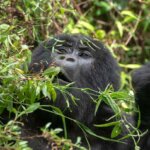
left=28, top=62, right=43, bottom=73
left=28, top=41, right=55, bottom=73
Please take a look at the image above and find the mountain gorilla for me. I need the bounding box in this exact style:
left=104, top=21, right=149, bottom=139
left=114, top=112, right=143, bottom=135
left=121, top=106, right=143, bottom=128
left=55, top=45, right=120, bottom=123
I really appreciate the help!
left=21, top=34, right=150, bottom=150
left=132, top=62, right=150, bottom=150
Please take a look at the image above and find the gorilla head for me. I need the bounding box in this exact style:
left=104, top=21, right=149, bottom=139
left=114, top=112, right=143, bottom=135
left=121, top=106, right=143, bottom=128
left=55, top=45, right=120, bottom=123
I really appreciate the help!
left=29, top=34, right=120, bottom=91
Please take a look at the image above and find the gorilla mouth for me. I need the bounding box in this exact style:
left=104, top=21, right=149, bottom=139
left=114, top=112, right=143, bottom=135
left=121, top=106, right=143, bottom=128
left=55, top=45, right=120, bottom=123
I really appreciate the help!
left=57, top=72, right=71, bottom=83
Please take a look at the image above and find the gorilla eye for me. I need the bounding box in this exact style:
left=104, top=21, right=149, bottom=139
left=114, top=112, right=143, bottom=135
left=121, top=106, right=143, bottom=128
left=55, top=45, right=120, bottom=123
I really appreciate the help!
left=55, top=48, right=68, bottom=54
left=78, top=51, right=91, bottom=58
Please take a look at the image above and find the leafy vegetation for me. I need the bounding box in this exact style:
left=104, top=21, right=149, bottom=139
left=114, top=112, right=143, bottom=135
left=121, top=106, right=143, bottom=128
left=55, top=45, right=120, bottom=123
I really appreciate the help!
left=0, top=0, right=150, bottom=149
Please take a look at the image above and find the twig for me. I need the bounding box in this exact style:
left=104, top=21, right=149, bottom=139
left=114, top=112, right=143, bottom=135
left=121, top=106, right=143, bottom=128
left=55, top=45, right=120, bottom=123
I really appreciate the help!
left=125, top=11, right=142, bottom=46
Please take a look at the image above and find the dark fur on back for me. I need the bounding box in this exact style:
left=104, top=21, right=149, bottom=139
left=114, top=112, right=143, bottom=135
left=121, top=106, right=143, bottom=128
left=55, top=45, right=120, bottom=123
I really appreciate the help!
left=132, top=62, right=150, bottom=150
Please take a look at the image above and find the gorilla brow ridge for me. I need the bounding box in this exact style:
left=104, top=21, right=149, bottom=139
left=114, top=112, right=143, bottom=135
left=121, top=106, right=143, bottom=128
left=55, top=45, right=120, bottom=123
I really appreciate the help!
left=80, top=37, right=101, bottom=51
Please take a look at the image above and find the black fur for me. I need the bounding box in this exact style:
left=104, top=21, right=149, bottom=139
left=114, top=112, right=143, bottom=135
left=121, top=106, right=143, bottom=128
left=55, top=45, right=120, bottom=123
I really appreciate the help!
left=132, top=62, right=150, bottom=150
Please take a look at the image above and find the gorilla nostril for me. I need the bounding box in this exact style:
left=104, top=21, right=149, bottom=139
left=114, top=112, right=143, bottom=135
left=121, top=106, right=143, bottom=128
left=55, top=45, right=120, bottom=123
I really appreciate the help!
left=59, top=56, right=65, bottom=60
left=66, top=58, right=75, bottom=62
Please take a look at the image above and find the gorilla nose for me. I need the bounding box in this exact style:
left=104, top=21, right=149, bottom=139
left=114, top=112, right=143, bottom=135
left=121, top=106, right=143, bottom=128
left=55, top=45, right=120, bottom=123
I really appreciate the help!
left=66, top=58, right=75, bottom=62
left=58, top=55, right=75, bottom=62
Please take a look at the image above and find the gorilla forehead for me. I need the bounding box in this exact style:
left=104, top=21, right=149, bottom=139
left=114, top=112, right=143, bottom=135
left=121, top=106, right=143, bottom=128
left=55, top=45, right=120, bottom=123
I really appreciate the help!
left=48, top=34, right=106, bottom=55
left=54, top=34, right=91, bottom=43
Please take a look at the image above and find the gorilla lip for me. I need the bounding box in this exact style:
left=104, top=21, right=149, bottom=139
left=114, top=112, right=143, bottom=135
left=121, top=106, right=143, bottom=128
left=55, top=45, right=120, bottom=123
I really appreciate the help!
left=56, top=71, right=71, bottom=83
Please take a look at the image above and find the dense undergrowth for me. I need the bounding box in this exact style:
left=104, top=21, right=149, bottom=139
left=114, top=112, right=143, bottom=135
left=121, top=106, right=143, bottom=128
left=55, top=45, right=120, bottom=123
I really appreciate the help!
left=0, top=0, right=150, bottom=149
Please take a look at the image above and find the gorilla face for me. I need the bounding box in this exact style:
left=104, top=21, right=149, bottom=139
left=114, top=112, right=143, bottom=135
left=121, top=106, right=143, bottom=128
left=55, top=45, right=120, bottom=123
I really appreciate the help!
left=29, top=34, right=120, bottom=91
left=51, top=38, right=94, bottom=85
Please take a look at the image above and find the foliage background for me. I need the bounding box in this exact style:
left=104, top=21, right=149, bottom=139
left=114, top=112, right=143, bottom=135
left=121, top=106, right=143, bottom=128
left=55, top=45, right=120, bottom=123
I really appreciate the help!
left=0, top=0, right=150, bottom=149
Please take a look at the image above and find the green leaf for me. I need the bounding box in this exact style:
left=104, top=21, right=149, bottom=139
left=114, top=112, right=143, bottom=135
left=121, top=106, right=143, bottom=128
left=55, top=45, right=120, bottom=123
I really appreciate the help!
left=123, top=16, right=136, bottom=24
left=104, top=95, right=120, bottom=115
left=110, top=91, right=129, bottom=100
left=96, top=29, right=106, bottom=39
left=25, top=103, right=40, bottom=114
left=45, top=122, right=52, bottom=129
left=0, top=24, right=10, bottom=31
left=53, top=107, right=67, bottom=138
left=94, top=121, right=120, bottom=127
left=53, top=128, right=63, bottom=134
left=36, top=86, right=41, bottom=96
left=78, top=122, right=124, bottom=143
left=111, top=124, right=122, bottom=138
left=49, top=85, right=57, bottom=101
left=42, top=84, right=49, bottom=98
left=120, top=64, right=141, bottom=69
left=137, top=107, right=141, bottom=128
left=116, top=21, right=123, bottom=37
left=121, top=10, right=137, bottom=20
left=43, top=67, right=60, bottom=76
left=78, top=21, right=94, bottom=32
left=95, top=97, right=102, bottom=115
left=94, top=1, right=111, bottom=14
